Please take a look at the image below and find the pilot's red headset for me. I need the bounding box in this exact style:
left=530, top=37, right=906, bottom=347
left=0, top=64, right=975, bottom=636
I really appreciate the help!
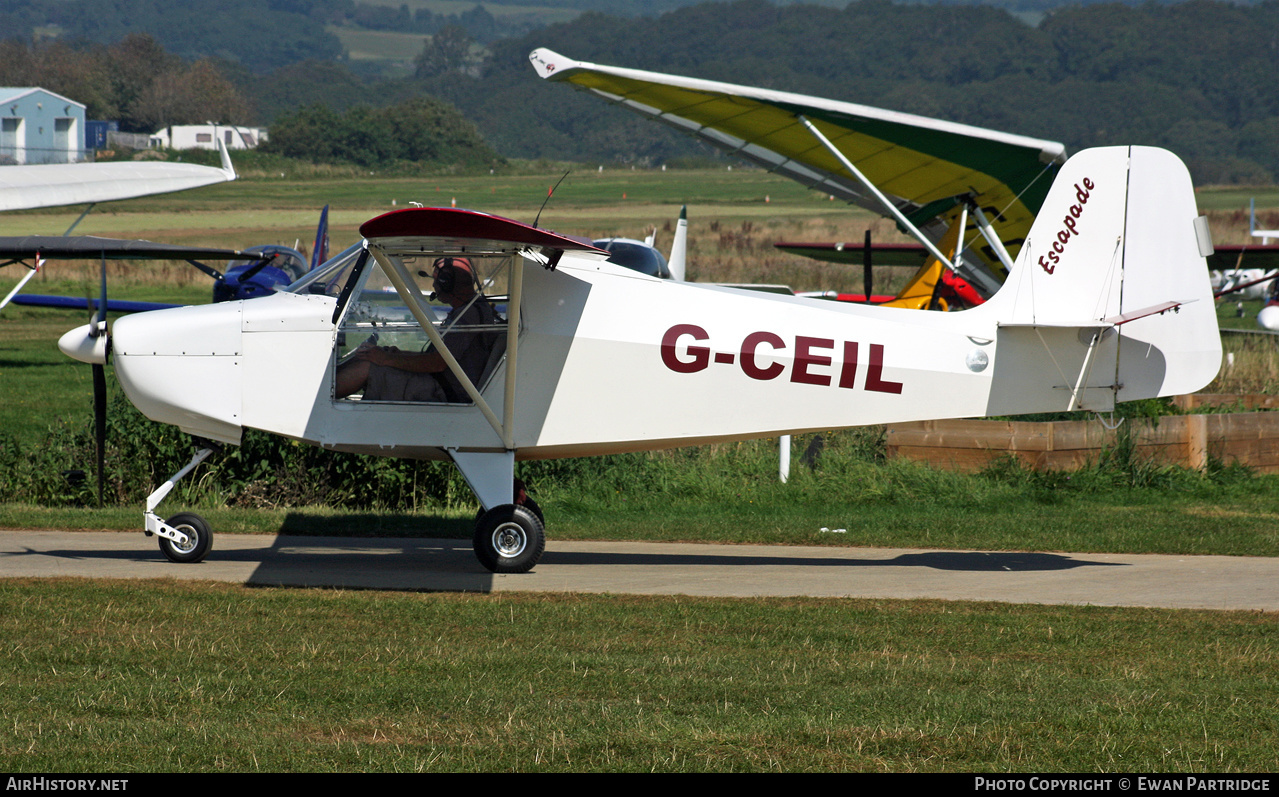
left=431, top=257, right=473, bottom=294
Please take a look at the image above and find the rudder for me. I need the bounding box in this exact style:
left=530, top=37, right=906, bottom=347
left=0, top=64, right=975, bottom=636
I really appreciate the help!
left=982, top=146, right=1220, bottom=413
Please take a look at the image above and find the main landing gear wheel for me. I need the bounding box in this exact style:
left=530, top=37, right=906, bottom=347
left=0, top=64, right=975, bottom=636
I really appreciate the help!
left=158, top=512, right=213, bottom=563
left=473, top=504, right=545, bottom=574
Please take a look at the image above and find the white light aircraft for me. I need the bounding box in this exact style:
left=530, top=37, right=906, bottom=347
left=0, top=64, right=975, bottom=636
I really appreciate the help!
left=58, top=146, right=1220, bottom=573
left=1250, top=198, right=1279, bottom=244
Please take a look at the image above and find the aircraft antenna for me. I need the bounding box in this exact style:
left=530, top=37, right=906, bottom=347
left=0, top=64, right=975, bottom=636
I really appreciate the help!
left=533, top=170, right=571, bottom=229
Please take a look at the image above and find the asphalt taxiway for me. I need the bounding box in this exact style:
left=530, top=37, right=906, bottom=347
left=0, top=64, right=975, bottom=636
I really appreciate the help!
left=2, top=529, right=1276, bottom=610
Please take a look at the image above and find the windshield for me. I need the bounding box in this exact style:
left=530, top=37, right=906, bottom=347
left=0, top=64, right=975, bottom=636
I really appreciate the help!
left=592, top=238, right=670, bottom=279
left=230, top=245, right=308, bottom=282
left=285, top=242, right=364, bottom=296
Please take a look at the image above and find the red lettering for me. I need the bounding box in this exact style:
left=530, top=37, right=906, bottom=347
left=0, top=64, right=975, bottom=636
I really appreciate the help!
left=661, top=324, right=710, bottom=373
left=864, top=344, right=903, bottom=394
left=741, top=331, right=785, bottom=380
left=662, top=327, right=903, bottom=396
left=839, top=341, right=859, bottom=388
left=1040, top=178, right=1095, bottom=277
left=791, top=336, right=834, bottom=386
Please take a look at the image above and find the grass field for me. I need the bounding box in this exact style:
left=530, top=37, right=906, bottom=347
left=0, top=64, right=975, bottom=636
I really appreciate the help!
left=2, top=168, right=1278, bottom=772
left=0, top=580, right=1274, bottom=772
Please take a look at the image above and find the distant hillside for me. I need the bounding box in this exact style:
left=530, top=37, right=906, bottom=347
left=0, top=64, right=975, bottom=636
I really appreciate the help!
left=414, top=0, right=1279, bottom=184
left=4, top=0, right=1277, bottom=183
left=3, top=0, right=1266, bottom=72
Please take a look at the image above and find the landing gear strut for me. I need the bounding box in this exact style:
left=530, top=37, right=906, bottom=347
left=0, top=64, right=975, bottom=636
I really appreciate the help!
left=143, top=446, right=216, bottom=563
left=450, top=449, right=547, bottom=573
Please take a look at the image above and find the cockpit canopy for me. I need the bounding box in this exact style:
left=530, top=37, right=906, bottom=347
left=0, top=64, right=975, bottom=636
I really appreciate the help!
left=592, top=238, right=670, bottom=279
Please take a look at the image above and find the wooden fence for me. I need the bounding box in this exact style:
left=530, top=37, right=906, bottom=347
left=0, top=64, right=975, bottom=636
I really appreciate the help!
left=885, top=395, right=1279, bottom=473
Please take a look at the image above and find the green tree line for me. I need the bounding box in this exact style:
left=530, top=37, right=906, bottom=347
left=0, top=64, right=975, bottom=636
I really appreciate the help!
left=0, top=34, right=250, bottom=133
left=5, top=0, right=1279, bottom=182
left=263, top=98, right=504, bottom=168
left=424, top=0, right=1279, bottom=183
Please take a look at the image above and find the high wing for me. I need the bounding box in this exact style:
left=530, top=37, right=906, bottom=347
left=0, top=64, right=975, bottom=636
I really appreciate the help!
left=0, top=236, right=254, bottom=262
left=774, top=241, right=929, bottom=267
left=530, top=48, right=1066, bottom=292
left=8, top=295, right=184, bottom=313
left=0, top=236, right=263, bottom=314
left=0, top=141, right=236, bottom=212
left=1209, top=244, right=1279, bottom=273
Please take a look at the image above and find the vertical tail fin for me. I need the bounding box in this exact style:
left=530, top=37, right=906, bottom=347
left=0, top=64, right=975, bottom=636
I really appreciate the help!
left=668, top=205, right=688, bottom=282
left=310, top=204, right=330, bottom=272
left=984, top=146, right=1219, bottom=412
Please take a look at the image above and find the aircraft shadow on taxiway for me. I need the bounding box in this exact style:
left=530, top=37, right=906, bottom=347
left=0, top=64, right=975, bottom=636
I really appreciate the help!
left=5, top=534, right=1125, bottom=595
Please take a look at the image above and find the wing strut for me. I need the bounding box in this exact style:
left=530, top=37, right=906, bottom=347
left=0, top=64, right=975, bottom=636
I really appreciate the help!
left=798, top=115, right=959, bottom=274
left=967, top=201, right=1017, bottom=276
left=63, top=203, right=97, bottom=236
left=0, top=260, right=40, bottom=313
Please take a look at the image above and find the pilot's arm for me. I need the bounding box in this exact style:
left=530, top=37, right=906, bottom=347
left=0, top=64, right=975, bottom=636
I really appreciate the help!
left=353, top=346, right=446, bottom=374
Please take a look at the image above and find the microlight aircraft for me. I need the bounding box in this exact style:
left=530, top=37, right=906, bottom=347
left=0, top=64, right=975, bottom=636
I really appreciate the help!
left=528, top=48, right=1068, bottom=303
left=59, top=146, right=1221, bottom=573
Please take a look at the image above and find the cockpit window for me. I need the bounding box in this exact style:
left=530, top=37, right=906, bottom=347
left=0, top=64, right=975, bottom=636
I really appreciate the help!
left=332, top=251, right=510, bottom=404
left=592, top=238, right=670, bottom=279
left=230, top=245, right=309, bottom=282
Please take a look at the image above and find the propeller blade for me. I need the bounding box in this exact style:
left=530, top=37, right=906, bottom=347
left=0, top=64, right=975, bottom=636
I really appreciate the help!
left=89, top=252, right=108, bottom=504
left=93, top=252, right=107, bottom=333
left=236, top=255, right=273, bottom=284
left=863, top=230, right=873, bottom=303
left=92, top=362, right=107, bottom=506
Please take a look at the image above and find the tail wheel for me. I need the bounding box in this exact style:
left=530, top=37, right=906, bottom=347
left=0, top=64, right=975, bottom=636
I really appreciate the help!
left=473, top=504, right=544, bottom=574
left=159, top=512, right=213, bottom=563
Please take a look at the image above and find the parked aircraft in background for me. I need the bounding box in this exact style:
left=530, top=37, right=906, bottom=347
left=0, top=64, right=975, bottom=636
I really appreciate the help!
left=0, top=141, right=236, bottom=214
left=589, top=204, right=687, bottom=282
left=776, top=229, right=986, bottom=311
left=2, top=205, right=330, bottom=314
left=1250, top=198, right=1279, bottom=244
left=0, top=141, right=239, bottom=313
left=57, top=146, right=1221, bottom=575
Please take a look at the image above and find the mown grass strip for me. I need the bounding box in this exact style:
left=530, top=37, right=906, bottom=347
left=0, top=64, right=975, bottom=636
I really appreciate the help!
left=0, top=579, right=1274, bottom=772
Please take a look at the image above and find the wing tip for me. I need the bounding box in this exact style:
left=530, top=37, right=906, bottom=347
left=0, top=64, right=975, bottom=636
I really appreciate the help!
left=529, top=48, right=581, bottom=81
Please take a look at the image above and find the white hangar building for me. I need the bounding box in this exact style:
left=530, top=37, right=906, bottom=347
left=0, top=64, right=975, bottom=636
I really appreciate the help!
left=0, top=87, right=87, bottom=165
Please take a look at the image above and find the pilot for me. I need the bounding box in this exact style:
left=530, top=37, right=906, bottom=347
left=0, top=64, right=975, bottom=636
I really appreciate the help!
left=335, top=257, right=497, bottom=402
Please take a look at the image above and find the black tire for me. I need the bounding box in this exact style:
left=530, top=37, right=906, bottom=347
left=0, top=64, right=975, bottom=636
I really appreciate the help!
left=474, top=496, right=544, bottom=527
left=520, top=496, right=544, bottom=527
left=473, top=504, right=545, bottom=574
left=158, top=512, right=213, bottom=563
